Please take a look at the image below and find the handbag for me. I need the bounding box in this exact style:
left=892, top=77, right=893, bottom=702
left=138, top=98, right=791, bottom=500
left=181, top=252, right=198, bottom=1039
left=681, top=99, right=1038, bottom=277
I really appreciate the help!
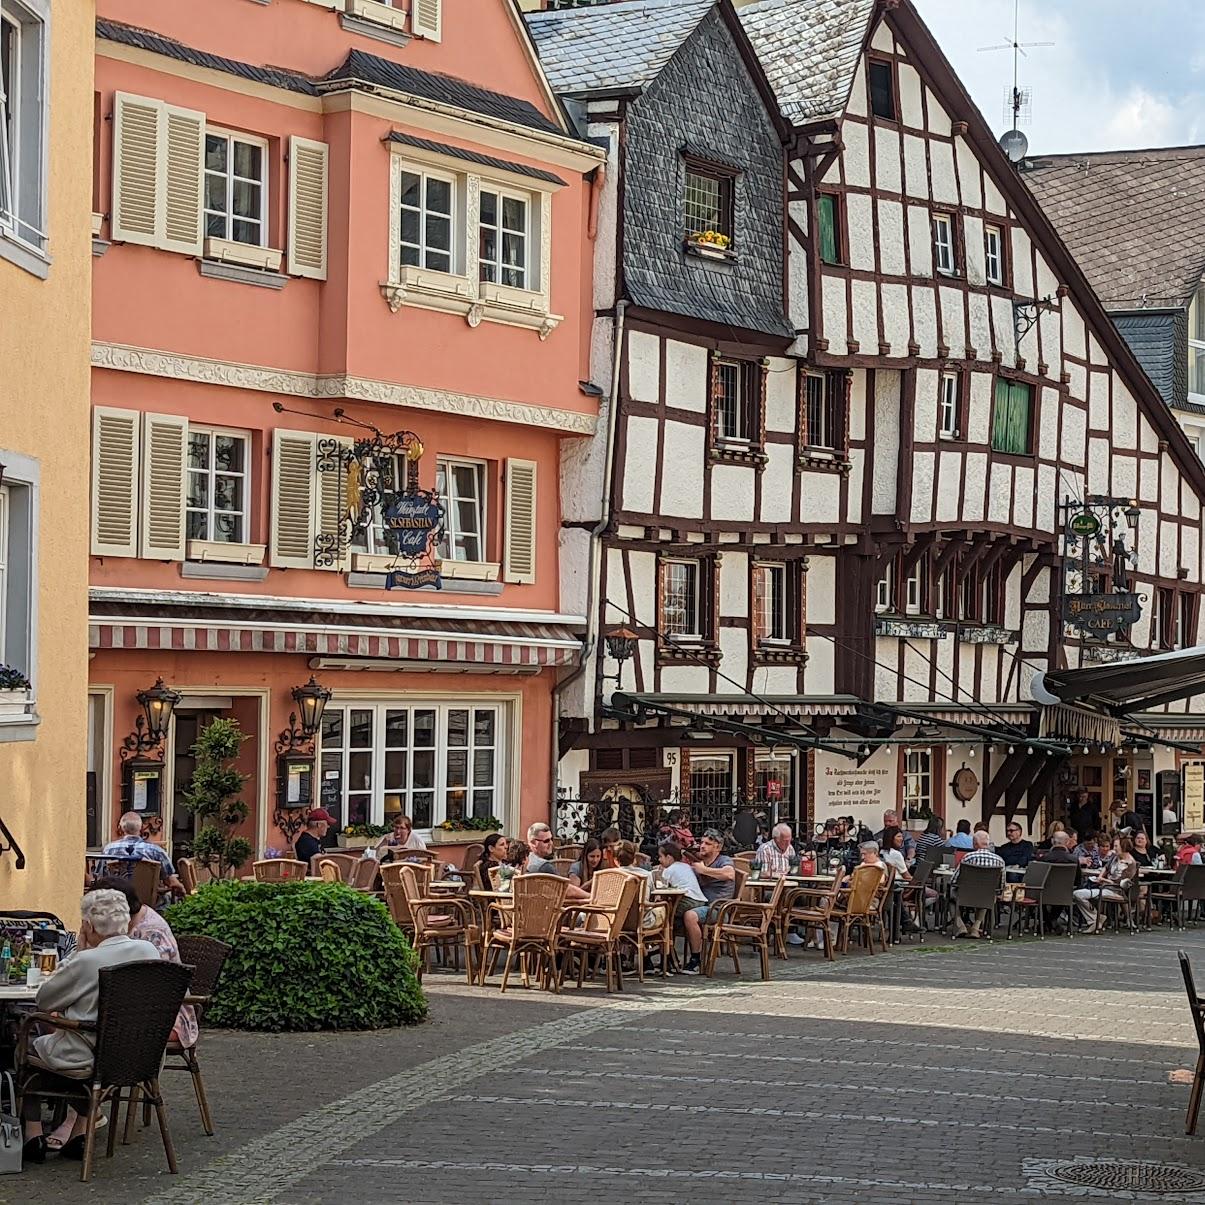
left=0, top=1071, right=21, bottom=1174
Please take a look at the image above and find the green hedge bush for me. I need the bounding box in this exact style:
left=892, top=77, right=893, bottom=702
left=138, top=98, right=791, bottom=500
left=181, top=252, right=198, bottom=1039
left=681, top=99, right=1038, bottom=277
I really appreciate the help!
left=166, top=880, right=427, bottom=1032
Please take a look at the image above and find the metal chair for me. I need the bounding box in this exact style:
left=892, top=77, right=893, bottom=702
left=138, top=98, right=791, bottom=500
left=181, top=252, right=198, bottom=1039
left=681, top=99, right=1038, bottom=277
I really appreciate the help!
left=251, top=859, right=307, bottom=882
left=1180, top=950, right=1205, bottom=1134
left=1178, top=864, right=1205, bottom=927
left=1038, top=861, right=1079, bottom=936
left=17, top=960, right=192, bottom=1182
left=1005, top=861, right=1051, bottom=938
left=1147, top=863, right=1188, bottom=927
left=1098, top=873, right=1141, bottom=934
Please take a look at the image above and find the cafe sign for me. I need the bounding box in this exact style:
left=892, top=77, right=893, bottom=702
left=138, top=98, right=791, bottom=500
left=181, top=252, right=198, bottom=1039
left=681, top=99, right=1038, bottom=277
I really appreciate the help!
left=1066, top=510, right=1102, bottom=540
left=1062, top=591, right=1142, bottom=637
left=382, top=491, right=444, bottom=591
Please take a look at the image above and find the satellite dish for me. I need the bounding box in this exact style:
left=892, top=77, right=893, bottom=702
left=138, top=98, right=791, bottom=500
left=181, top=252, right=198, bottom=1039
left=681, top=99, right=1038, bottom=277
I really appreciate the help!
left=999, top=127, right=1029, bottom=163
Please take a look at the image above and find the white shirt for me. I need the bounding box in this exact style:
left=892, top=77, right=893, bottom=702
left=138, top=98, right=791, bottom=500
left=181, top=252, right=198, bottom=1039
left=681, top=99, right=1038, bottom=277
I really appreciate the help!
left=659, top=860, right=706, bottom=902
left=882, top=848, right=909, bottom=877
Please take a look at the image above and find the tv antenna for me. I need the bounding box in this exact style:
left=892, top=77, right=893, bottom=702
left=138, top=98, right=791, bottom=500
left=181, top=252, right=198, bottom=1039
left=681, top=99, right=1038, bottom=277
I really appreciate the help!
left=978, top=0, right=1053, bottom=160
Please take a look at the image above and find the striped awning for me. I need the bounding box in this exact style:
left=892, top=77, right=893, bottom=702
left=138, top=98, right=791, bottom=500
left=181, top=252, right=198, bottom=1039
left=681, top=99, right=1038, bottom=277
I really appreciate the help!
left=89, top=603, right=582, bottom=669
left=616, top=693, right=862, bottom=718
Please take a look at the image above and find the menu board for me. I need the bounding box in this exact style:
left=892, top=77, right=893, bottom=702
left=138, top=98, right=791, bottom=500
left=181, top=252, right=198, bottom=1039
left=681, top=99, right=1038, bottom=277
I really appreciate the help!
left=1184, top=762, right=1205, bottom=831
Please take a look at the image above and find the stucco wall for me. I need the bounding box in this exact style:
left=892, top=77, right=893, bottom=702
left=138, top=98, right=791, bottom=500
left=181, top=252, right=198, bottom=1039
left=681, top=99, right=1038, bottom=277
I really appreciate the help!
left=0, top=1, right=95, bottom=924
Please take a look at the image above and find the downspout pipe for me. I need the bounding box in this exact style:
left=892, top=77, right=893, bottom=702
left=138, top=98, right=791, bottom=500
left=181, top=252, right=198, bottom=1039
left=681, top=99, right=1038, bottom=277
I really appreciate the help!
left=550, top=298, right=628, bottom=806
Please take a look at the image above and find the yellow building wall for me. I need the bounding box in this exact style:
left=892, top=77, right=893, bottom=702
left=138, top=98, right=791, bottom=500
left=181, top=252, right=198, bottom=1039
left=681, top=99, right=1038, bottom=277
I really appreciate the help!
left=0, top=1, right=95, bottom=924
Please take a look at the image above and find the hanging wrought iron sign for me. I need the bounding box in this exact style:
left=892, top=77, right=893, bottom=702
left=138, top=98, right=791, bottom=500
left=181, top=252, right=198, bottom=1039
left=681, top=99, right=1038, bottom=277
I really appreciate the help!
left=315, top=417, right=445, bottom=590
left=1059, top=495, right=1143, bottom=640
left=1067, top=510, right=1101, bottom=539
left=1063, top=591, right=1143, bottom=636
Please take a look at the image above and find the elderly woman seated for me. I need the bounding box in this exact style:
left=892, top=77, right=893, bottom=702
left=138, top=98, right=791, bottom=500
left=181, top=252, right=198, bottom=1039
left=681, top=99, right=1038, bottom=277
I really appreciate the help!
left=20, top=888, right=160, bottom=1163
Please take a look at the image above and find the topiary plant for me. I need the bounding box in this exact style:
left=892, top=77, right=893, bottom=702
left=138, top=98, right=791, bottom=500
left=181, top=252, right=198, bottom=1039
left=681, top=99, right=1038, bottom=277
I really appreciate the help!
left=181, top=717, right=253, bottom=878
left=166, top=880, right=426, bottom=1032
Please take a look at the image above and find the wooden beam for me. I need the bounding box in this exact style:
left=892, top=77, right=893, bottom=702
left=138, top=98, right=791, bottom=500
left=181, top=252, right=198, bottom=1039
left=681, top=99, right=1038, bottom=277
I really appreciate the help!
left=899, top=531, right=937, bottom=577
left=953, top=532, right=993, bottom=585
left=982, top=745, right=1028, bottom=817
left=1004, top=755, right=1049, bottom=821
left=1025, top=758, right=1066, bottom=826
left=932, top=533, right=967, bottom=578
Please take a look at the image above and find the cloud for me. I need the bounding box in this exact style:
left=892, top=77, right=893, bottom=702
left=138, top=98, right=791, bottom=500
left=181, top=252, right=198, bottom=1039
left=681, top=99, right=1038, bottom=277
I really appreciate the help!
left=914, top=0, right=1205, bottom=153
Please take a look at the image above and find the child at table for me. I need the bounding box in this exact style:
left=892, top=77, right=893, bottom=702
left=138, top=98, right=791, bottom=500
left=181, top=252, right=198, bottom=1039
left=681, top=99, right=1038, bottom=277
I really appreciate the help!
left=656, top=841, right=708, bottom=974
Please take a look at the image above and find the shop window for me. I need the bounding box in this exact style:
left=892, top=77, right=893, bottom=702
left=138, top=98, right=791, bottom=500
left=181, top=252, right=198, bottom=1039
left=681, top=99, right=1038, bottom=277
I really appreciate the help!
left=688, top=752, right=734, bottom=807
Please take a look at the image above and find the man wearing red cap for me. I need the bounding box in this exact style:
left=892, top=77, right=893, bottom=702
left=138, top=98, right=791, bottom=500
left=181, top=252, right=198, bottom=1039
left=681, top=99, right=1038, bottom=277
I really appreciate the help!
left=294, top=808, right=334, bottom=867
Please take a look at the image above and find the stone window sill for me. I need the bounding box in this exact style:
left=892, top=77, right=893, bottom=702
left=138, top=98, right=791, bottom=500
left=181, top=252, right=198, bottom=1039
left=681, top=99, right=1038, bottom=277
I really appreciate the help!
left=684, top=240, right=736, bottom=264
left=441, top=559, right=501, bottom=582
left=0, top=710, right=40, bottom=743
left=381, top=277, right=560, bottom=339
left=710, top=443, right=767, bottom=468
left=753, top=643, right=808, bottom=667
left=344, top=0, right=406, bottom=28
left=199, top=259, right=287, bottom=290
left=797, top=450, right=851, bottom=474
left=656, top=642, right=721, bottom=666
left=0, top=228, right=49, bottom=280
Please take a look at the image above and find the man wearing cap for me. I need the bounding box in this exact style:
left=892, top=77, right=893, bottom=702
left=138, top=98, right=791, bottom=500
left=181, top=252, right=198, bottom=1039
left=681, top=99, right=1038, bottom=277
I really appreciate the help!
left=294, top=808, right=334, bottom=867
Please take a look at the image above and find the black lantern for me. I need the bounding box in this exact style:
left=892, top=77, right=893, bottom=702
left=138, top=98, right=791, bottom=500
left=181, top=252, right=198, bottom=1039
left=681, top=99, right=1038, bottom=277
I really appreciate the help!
left=604, top=627, right=639, bottom=666
left=137, top=678, right=181, bottom=743
left=1124, top=502, right=1141, bottom=532
left=292, top=675, right=332, bottom=739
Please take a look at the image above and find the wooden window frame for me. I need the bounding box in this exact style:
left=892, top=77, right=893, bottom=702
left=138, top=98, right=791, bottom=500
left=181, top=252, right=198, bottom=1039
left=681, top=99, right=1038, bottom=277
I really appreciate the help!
left=937, top=369, right=964, bottom=440
left=436, top=456, right=488, bottom=564
left=816, top=190, right=845, bottom=266
left=1157, top=587, right=1176, bottom=650
left=398, top=163, right=459, bottom=275
left=867, top=54, right=899, bottom=123
left=983, top=221, right=1009, bottom=289
left=683, top=155, right=736, bottom=246
left=931, top=210, right=959, bottom=277
left=203, top=126, right=269, bottom=249
left=875, top=559, right=895, bottom=614
left=186, top=425, right=250, bottom=545
left=797, top=368, right=851, bottom=469
left=709, top=355, right=766, bottom=465
left=750, top=559, right=808, bottom=665
left=990, top=374, right=1036, bottom=458
left=899, top=746, right=946, bottom=822
left=656, top=553, right=721, bottom=663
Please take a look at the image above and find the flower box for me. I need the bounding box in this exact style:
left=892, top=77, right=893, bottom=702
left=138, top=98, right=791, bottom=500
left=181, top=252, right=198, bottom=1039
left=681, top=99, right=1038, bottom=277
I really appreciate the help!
left=0, top=689, right=29, bottom=720
left=336, top=834, right=375, bottom=850
left=429, top=828, right=499, bottom=845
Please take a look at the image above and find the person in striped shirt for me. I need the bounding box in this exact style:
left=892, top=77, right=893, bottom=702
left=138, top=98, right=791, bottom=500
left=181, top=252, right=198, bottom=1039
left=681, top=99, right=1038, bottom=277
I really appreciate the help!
left=913, top=815, right=947, bottom=863
left=755, top=823, right=797, bottom=877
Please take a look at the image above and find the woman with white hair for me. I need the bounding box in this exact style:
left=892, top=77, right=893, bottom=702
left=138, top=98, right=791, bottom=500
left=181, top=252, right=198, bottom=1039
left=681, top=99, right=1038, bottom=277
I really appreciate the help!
left=21, top=888, right=160, bottom=1162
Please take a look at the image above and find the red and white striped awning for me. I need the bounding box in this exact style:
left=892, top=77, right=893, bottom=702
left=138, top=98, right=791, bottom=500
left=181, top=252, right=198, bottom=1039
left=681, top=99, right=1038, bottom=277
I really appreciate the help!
left=89, top=606, right=582, bottom=670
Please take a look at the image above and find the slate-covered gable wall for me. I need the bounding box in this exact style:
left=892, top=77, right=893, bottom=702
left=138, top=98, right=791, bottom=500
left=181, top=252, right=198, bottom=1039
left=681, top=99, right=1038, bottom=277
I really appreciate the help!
left=1113, top=310, right=1182, bottom=409
left=621, top=7, right=789, bottom=337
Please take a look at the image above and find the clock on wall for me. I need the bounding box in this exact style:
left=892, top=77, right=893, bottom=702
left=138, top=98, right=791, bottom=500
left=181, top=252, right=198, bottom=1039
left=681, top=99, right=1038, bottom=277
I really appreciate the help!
left=952, top=766, right=980, bottom=802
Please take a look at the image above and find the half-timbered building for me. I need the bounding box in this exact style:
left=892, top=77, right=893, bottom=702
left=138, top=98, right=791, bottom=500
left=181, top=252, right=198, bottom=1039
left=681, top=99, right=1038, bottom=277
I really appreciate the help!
left=536, top=0, right=1205, bottom=843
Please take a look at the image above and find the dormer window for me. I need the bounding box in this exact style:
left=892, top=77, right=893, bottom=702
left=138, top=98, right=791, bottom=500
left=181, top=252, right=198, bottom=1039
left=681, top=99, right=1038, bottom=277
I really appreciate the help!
left=683, top=155, right=735, bottom=258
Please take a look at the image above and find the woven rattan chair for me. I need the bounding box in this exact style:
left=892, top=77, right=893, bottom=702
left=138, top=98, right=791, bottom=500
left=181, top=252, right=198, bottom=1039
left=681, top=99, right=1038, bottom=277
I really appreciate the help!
left=555, top=842, right=584, bottom=861
left=618, top=871, right=671, bottom=980
left=483, top=874, right=568, bottom=992
left=398, top=865, right=481, bottom=984
left=176, top=858, right=200, bottom=896
left=317, top=858, right=342, bottom=884
left=349, top=858, right=381, bottom=892
left=309, top=852, right=357, bottom=881
left=548, top=857, right=576, bottom=876
left=459, top=843, right=485, bottom=872
left=703, top=877, right=787, bottom=979
left=558, top=869, right=640, bottom=993
left=831, top=865, right=886, bottom=954
left=252, top=859, right=307, bottom=882
left=392, top=848, right=438, bottom=866
left=131, top=860, right=162, bottom=909
left=127, top=935, right=232, bottom=1141
left=381, top=860, right=432, bottom=938
left=785, top=876, right=844, bottom=961
left=18, top=959, right=192, bottom=1182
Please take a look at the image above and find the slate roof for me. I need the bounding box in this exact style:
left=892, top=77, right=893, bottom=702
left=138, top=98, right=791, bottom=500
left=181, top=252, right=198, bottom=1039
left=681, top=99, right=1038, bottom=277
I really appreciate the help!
left=525, top=0, right=713, bottom=96
left=739, top=0, right=876, bottom=125
left=1022, top=146, right=1205, bottom=311
left=386, top=133, right=566, bottom=185
left=323, top=50, right=563, bottom=136
left=96, top=19, right=318, bottom=94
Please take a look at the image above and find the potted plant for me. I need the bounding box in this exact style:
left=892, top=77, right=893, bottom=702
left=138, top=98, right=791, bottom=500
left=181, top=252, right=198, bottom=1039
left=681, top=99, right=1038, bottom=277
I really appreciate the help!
left=684, top=229, right=733, bottom=261
left=429, top=814, right=503, bottom=844
left=337, top=822, right=391, bottom=850
left=0, top=665, right=30, bottom=719
left=180, top=718, right=254, bottom=879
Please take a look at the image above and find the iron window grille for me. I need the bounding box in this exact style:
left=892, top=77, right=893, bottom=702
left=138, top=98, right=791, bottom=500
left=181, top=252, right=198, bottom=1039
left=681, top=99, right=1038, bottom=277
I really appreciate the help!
left=684, top=162, right=734, bottom=243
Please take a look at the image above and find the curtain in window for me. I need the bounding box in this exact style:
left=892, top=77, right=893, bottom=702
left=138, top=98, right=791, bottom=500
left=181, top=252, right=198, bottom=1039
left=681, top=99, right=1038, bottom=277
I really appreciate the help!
left=991, top=379, right=1032, bottom=455
left=818, top=195, right=838, bottom=264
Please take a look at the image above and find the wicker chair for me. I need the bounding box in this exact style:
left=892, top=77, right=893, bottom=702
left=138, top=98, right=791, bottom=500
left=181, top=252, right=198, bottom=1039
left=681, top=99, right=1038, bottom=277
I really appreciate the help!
left=252, top=859, right=307, bottom=882
left=784, top=876, right=844, bottom=961
left=131, top=860, right=162, bottom=909
left=392, top=848, right=438, bottom=866
left=128, top=935, right=231, bottom=1140
left=558, top=869, right=640, bottom=993
left=17, top=960, right=192, bottom=1182
left=317, top=858, right=343, bottom=884
left=459, top=843, right=485, bottom=871
left=176, top=857, right=200, bottom=896
left=556, top=842, right=584, bottom=861
left=483, top=874, right=568, bottom=992
left=381, top=861, right=433, bottom=938
left=703, top=877, right=788, bottom=980
left=548, top=857, right=576, bottom=876
left=619, top=872, right=671, bottom=980
left=398, top=865, right=481, bottom=984
left=348, top=858, right=381, bottom=892
left=872, top=865, right=896, bottom=951
left=308, top=852, right=357, bottom=881
left=831, top=865, right=886, bottom=954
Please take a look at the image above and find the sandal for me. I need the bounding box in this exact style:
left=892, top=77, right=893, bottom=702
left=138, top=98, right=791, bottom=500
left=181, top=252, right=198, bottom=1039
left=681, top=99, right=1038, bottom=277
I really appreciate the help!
left=47, top=1114, right=105, bottom=1151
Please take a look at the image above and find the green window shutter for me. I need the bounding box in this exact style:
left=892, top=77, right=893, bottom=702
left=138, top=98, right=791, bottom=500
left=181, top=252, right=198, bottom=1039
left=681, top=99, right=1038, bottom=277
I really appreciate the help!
left=991, top=378, right=1013, bottom=452
left=818, top=194, right=839, bottom=265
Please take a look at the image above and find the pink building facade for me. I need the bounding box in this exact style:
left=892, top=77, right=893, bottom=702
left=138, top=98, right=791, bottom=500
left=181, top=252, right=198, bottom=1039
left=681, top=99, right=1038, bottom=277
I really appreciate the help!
left=88, top=0, right=602, bottom=857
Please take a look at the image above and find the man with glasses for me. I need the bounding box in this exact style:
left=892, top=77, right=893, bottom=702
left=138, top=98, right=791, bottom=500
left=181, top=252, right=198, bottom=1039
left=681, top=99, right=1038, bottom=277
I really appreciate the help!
left=998, top=822, right=1034, bottom=869
left=525, top=822, right=590, bottom=901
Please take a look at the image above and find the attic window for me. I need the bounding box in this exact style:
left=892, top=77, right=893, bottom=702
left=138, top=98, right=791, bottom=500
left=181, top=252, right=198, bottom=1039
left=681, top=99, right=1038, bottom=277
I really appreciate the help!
left=1190, top=285, right=1205, bottom=398
left=683, top=158, right=735, bottom=255
left=869, top=58, right=897, bottom=121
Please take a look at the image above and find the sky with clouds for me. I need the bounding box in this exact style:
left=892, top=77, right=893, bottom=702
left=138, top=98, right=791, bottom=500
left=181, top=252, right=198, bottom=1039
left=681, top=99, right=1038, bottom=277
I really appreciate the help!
left=914, top=0, right=1205, bottom=155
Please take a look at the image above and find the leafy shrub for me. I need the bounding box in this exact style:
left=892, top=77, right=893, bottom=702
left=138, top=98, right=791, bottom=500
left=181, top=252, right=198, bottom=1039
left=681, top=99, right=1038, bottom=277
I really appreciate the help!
left=0, top=665, right=30, bottom=690
left=181, top=718, right=253, bottom=878
left=438, top=814, right=502, bottom=832
left=166, top=880, right=427, bottom=1032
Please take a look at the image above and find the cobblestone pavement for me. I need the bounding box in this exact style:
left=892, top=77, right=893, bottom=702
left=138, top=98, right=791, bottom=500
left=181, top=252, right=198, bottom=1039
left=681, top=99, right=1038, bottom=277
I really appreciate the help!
left=10, top=927, right=1205, bottom=1205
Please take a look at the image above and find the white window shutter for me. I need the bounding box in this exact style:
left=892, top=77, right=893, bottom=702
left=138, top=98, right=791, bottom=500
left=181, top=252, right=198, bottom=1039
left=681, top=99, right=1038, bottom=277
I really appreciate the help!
left=92, top=408, right=141, bottom=558
left=270, top=430, right=318, bottom=569
left=315, top=436, right=353, bottom=571
left=412, top=0, right=442, bottom=41
left=288, top=136, right=328, bottom=280
left=161, top=104, right=205, bottom=255
left=139, top=413, right=188, bottom=561
left=503, top=458, right=537, bottom=584
left=111, top=93, right=161, bottom=247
